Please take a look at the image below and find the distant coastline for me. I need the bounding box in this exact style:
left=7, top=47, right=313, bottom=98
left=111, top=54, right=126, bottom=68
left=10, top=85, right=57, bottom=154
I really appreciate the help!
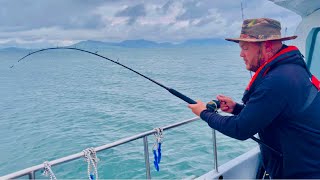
left=0, top=38, right=234, bottom=50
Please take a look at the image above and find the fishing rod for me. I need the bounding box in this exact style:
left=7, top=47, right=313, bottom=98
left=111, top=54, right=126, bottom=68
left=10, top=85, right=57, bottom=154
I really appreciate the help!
left=10, top=47, right=220, bottom=110
left=12, top=47, right=277, bottom=153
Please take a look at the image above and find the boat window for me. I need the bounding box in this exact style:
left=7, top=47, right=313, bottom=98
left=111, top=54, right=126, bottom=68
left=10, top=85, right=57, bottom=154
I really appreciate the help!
left=306, top=27, right=320, bottom=77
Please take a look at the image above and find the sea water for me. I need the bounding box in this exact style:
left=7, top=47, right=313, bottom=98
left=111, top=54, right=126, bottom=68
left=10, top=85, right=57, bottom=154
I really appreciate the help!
left=0, top=45, right=256, bottom=179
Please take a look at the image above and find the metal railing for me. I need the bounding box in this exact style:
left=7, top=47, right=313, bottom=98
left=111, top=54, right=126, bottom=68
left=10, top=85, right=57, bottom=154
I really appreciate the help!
left=1, top=117, right=219, bottom=179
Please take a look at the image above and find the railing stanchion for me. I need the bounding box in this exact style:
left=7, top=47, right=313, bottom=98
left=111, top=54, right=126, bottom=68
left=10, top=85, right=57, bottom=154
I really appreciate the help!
left=212, top=129, right=219, bottom=173
left=28, top=171, right=35, bottom=180
left=143, top=136, right=151, bottom=179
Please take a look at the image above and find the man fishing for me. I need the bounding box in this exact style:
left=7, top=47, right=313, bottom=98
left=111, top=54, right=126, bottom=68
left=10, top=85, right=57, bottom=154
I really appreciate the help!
left=188, top=18, right=320, bottom=178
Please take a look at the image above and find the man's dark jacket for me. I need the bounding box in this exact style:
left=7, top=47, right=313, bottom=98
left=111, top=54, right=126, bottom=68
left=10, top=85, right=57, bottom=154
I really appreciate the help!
left=200, top=46, right=320, bottom=178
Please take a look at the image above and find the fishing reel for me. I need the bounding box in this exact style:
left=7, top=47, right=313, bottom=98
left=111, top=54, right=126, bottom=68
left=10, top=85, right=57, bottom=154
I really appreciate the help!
left=206, top=100, right=220, bottom=112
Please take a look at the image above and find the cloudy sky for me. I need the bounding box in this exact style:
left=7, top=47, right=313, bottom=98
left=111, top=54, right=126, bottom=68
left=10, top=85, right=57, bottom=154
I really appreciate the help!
left=0, top=0, right=301, bottom=48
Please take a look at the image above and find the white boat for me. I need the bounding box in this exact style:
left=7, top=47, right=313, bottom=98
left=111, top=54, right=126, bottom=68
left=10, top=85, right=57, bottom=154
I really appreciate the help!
left=1, top=0, right=320, bottom=179
left=199, top=0, right=320, bottom=179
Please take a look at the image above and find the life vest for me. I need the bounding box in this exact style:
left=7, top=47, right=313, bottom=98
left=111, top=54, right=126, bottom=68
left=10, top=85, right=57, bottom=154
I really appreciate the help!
left=242, top=46, right=320, bottom=104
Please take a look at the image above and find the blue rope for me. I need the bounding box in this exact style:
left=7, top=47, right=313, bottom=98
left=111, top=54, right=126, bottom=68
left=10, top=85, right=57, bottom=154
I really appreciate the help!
left=157, top=143, right=162, bottom=163
left=153, top=142, right=162, bottom=171
left=153, top=149, right=159, bottom=171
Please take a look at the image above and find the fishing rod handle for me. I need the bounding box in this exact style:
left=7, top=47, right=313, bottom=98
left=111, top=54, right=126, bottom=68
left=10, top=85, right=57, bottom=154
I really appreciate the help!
left=168, top=88, right=197, bottom=104
left=168, top=88, right=221, bottom=112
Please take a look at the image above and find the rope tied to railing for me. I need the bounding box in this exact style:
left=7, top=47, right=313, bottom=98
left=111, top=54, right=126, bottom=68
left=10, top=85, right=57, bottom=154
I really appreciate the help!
left=153, top=127, right=164, bottom=171
left=42, top=161, right=57, bottom=180
left=83, top=147, right=99, bottom=180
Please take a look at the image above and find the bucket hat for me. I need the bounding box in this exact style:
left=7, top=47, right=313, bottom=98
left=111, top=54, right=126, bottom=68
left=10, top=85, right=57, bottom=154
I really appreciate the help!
left=225, top=18, right=297, bottom=43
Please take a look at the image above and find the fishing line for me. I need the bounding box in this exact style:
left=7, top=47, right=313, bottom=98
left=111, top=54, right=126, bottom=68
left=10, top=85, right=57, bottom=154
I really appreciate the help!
left=10, top=47, right=201, bottom=105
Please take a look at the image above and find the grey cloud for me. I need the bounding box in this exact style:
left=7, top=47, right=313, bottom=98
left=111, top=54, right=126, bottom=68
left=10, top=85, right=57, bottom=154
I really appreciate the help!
left=175, top=0, right=229, bottom=27
left=157, top=0, right=174, bottom=14
left=0, top=0, right=301, bottom=48
left=195, top=17, right=215, bottom=27
left=0, top=0, right=106, bottom=31
left=176, top=1, right=211, bottom=20
left=176, top=0, right=244, bottom=21
left=115, top=4, right=146, bottom=25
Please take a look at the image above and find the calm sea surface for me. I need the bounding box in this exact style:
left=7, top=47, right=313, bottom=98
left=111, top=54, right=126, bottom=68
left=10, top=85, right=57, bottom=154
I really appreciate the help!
left=0, top=45, right=256, bottom=179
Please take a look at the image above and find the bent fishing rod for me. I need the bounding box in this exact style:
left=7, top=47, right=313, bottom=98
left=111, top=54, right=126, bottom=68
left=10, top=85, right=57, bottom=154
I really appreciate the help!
left=11, top=47, right=219, bottom=110
left=11, top=47, right=279, bottom=154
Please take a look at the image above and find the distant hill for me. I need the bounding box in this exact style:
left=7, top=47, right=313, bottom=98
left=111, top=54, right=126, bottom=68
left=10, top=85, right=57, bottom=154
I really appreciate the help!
left=70, top=39, right=174, bottom=48
left=0, top=40, right=53, bottom=49
left=180, top=38, right=230, bottom=46
left=0, top=47, right=31, bottom=52
left=0, top=38, right=232, bottom=50
left=70, top=38, right=229, bottom=49
left=117, top=39, right=173, bottom=48
left=68, top=40, right=116, bottom=49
